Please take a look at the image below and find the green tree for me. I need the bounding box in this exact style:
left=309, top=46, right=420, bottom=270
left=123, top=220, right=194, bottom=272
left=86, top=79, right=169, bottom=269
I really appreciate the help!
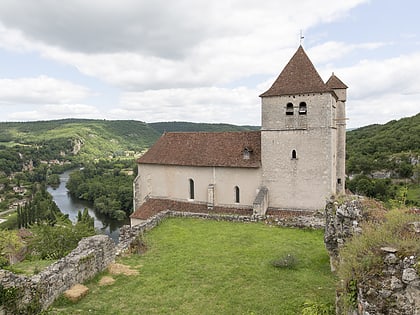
left=0, top=230, right=23, bottom=266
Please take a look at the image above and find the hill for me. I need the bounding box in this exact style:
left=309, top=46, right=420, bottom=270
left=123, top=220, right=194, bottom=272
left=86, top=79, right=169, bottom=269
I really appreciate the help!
left=0, top=119, right=260, bottom=162
left=149, top=121, right=259, bottom=134
left=0, top=119, right=160, bottom=161
left=346, top=113, right=420, bottom=175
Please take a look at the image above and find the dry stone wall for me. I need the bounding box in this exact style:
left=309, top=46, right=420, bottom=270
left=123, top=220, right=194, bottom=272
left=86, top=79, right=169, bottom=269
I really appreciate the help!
left=0, top=235, right=115, bottom=314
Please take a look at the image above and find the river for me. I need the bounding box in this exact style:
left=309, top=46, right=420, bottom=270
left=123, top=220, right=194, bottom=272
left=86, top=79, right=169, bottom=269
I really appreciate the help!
left=47, top=170, right=129, bottom=243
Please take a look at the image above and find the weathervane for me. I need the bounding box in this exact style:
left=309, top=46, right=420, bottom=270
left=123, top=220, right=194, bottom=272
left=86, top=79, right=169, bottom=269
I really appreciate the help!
left=300, top=30, right=304, bottom=45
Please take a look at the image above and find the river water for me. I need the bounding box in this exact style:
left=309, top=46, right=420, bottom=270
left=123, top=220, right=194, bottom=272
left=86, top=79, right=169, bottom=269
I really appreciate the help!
left=47, top=170, right=129, bottom=243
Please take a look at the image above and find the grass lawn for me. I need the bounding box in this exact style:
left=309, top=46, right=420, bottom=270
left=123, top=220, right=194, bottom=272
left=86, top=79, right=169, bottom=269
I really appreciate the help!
left=49, top=218, right=335, bottom=315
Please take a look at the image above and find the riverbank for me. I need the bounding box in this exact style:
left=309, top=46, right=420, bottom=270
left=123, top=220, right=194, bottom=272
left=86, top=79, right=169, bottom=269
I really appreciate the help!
left=48, top=170, right=129, bottom=242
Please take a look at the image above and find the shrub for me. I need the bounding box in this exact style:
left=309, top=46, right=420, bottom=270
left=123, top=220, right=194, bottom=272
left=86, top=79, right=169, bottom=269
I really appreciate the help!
left=271, top=253, right=298, bottom=269
left=301, top=300, right=335, bottom=315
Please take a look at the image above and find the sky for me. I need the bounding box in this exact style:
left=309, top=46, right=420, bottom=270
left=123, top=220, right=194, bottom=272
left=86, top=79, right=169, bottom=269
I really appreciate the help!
left=0, top=0, right=419, bottom=129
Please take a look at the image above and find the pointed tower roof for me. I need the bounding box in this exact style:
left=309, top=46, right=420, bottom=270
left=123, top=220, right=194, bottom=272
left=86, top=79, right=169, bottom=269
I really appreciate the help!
left=326, top=72, right=348, bottom=89
left=260, top=45, right=329, bottom=97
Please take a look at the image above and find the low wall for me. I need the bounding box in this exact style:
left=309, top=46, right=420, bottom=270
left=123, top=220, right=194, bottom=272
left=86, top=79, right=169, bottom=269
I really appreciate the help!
left=0, top=235, right=115, bottom=314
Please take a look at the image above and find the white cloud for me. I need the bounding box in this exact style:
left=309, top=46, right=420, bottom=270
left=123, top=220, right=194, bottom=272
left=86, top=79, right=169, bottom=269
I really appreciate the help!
left=309, top=41, right=391, bottom=64
left=0, top=1, right=368, bottom=91
left=0, top=76, right=91, bottom=105
left=113, top=87, right=260, bottom=124
left=327, top=52, right=420, bottom=128
left=8, top=104, right=102, bottom=121
left=1, top=0, right=418, bottom=130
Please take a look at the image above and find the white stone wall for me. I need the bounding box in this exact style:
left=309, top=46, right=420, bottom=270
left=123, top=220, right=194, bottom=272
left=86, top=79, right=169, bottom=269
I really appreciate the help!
left=261, top=93, right=338, bottom=211
left=135, top=164, right=261, bottom=209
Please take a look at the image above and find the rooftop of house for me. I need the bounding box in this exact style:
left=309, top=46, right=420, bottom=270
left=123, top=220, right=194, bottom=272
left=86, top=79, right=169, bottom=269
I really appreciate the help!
left=137, top=131, right=261, bottom=168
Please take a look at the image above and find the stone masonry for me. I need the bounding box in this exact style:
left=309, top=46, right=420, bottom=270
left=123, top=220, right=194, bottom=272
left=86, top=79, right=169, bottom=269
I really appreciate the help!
left=324, top=196, right=420, bottom=314
left=0, top=235, right=115, bottom=314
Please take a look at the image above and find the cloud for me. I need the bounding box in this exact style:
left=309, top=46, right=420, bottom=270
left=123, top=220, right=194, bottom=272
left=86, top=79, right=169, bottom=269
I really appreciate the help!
left=112, top=86, right=260, bottom=124
left=7, top=104, right=101, bottom=121
left=0, top=75, right=91, bottom=105
left=0, top=1, right=368, bottom=90
left=327, top=52, right=420, bottom=128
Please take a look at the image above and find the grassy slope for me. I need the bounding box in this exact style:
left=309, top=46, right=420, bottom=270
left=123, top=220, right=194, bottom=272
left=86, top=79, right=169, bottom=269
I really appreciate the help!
left=50, top=218, right=335, bottom=315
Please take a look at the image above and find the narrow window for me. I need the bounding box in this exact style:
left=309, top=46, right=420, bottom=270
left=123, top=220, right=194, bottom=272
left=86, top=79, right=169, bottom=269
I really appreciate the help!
left=234, top=186, right=240, bottom=203
left=299, top=102, right=307, bottom=115
left=337, top=178, right=342, bottom=185
left=286, top=103, right=294, bottom=115
left=292, top=150, right=297, bottom=159
left=243, top=147, right=252, bottom=160
left=189, top=178, right=195, bottom=200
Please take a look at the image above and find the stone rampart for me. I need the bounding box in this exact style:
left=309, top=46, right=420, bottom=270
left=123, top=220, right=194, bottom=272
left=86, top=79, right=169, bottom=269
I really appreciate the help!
left=0, top=235, right=115, bottom=314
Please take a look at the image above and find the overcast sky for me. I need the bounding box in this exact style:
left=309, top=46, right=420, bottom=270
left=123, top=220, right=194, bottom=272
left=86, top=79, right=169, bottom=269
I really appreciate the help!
left=0, top=0, right=419, bottom=129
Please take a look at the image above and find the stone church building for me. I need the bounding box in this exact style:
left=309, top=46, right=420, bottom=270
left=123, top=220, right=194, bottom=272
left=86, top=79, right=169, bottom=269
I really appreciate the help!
left=131, top=46, right=347, bottom=225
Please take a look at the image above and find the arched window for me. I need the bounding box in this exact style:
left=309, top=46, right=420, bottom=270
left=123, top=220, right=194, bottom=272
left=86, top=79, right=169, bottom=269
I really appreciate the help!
left=286, top=103, right=294, bottom=115
left=292, top=150, right=297, bottom=159
left=299, top=102, right=307, bottom=115
left=189, top=178, right=195, bottom=200
left=234, top=186, right=240, bottom=203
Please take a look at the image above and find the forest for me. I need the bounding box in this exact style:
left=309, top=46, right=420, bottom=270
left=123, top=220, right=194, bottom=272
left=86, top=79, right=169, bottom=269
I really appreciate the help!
left=66, top=159, right=136, bottom=220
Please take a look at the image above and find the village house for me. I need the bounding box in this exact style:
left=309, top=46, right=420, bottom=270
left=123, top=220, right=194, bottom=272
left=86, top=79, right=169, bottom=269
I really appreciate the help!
left=131, top=46, right=347, bottom=226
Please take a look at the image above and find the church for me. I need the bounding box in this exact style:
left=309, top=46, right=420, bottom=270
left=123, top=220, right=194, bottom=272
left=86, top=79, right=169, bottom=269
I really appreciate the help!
left=131, top=45, right=347, bottom=226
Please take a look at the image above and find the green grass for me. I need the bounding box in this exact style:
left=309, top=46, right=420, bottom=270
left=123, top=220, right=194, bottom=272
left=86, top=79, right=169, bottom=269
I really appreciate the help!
left=407, top=184, right=420, bottom=205
left=49, top=218, right=335, bottom=315
left=3, top=258, right=55, bottom=275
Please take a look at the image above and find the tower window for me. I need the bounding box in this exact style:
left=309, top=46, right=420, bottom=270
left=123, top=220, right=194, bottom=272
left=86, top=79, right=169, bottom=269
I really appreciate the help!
left=234, top=186, right=240, bottom=203
left=286, top=103, right=294, bottom=115
left=299, top=102, right=307, bottom=115
left=292, top=150, right=297, bottom=159
left=189, top=178, right=195, bottom=200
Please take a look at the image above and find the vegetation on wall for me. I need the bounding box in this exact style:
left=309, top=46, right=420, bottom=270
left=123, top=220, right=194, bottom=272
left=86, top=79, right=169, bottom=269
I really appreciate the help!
left=337, top=208, right=420, bottom=310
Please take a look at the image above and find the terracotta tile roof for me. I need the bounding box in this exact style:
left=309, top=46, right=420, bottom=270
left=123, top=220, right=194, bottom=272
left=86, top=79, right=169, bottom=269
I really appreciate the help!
left=326, top=73, right=348, bottom=89
left=130, top=198, right=253, bottom=220
left=138, top=131, right=261, bottom=168
left=260, top=45, right=330, bottom=97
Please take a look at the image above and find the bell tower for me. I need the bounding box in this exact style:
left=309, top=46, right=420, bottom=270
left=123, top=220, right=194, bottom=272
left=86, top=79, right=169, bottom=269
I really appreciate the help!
left=259, top=46, right=347, bottom=211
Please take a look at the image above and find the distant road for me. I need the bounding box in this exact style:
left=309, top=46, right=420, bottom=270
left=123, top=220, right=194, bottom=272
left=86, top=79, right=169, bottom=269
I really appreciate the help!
left=0, top=208, right=16, bottom=224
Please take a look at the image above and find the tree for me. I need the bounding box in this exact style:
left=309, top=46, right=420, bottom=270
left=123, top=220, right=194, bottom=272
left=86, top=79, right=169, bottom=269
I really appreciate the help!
left=0, top=230, right=23, bottom=266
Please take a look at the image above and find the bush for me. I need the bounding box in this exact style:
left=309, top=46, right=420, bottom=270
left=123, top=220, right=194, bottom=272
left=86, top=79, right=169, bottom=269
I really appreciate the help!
left=271, top=253, right=298, bottom=269
left=301, top=300, right=335, bottom=315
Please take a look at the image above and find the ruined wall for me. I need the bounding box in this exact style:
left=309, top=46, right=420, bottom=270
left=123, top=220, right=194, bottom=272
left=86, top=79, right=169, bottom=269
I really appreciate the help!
left=324, top=197, right=420, bottom=314
left=0, top=235, right=115, bottom=314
